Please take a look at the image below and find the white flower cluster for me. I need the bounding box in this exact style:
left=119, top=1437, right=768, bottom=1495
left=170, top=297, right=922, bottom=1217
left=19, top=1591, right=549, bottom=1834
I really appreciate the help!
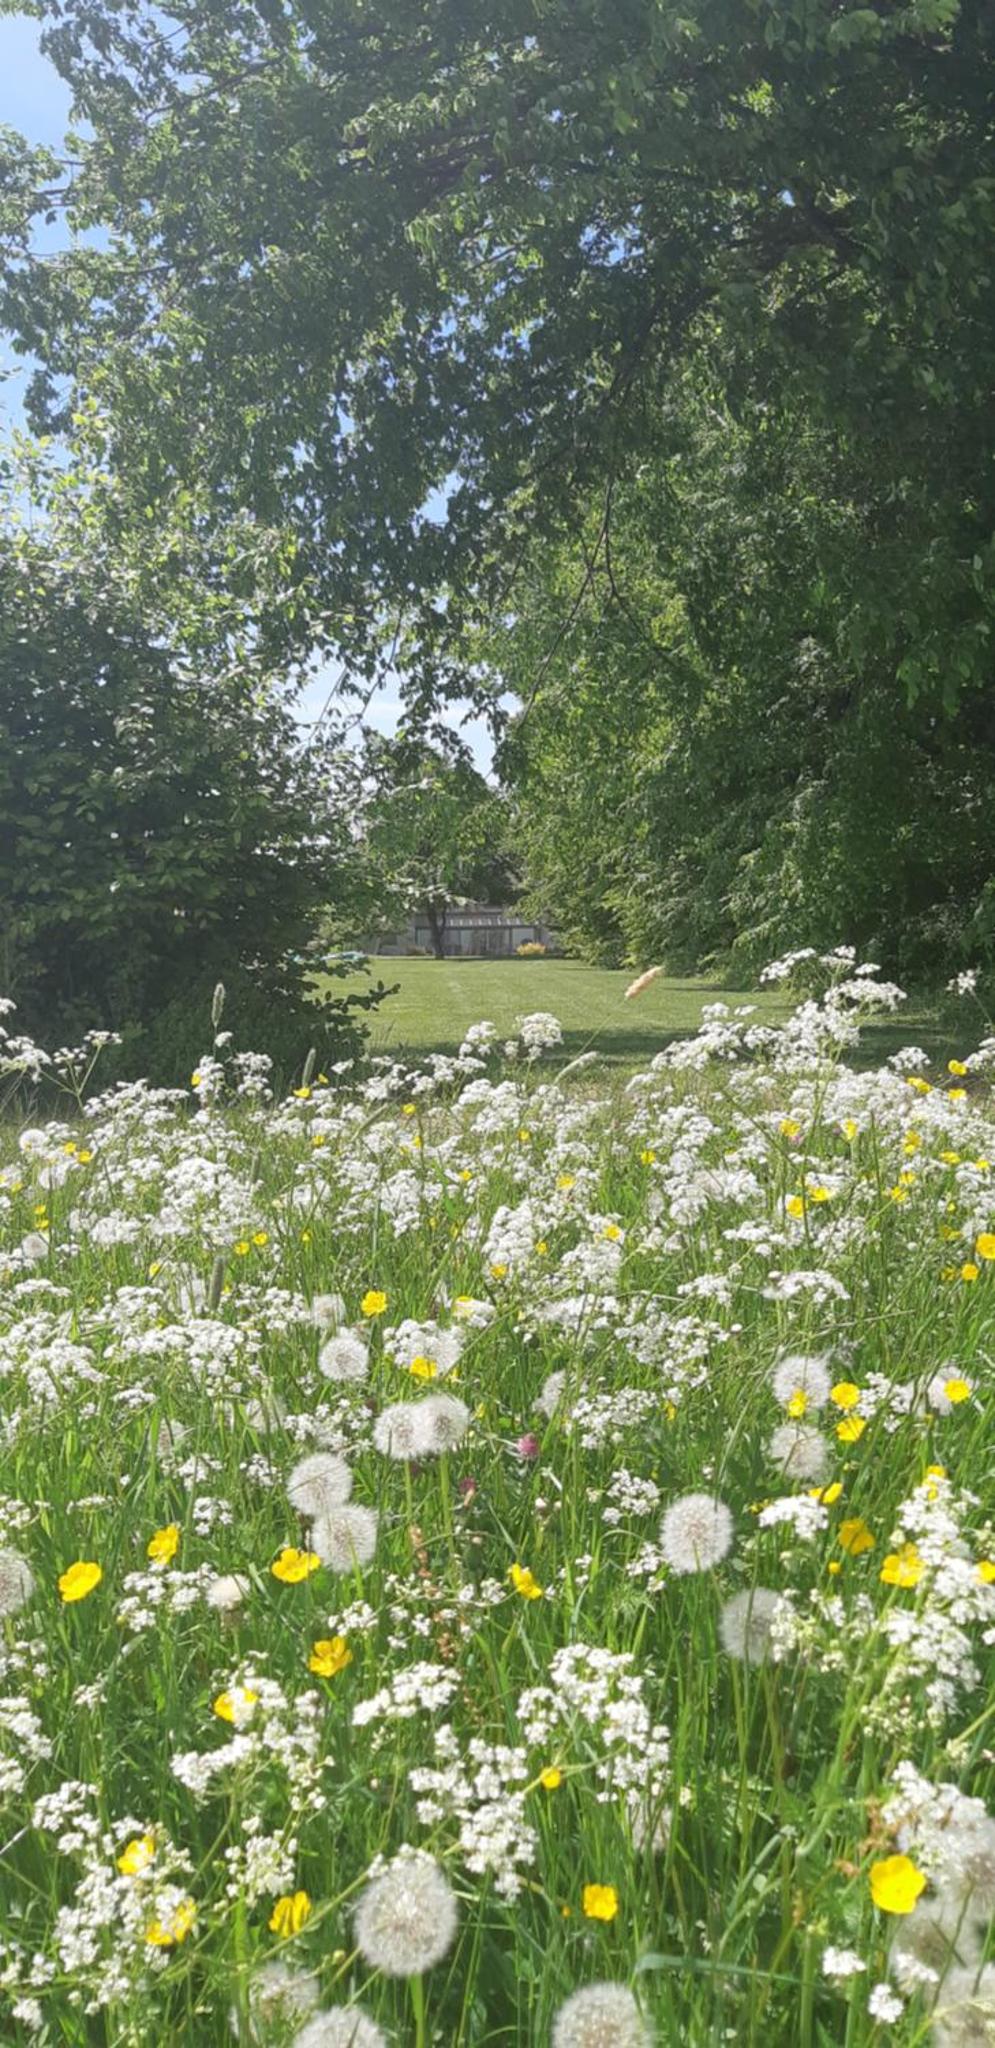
left=517, top=1645, right=669, bottom=1821
left=172, top=1676, right=326, bottom=1809
left=409, top=1724, right=536, bottom=1899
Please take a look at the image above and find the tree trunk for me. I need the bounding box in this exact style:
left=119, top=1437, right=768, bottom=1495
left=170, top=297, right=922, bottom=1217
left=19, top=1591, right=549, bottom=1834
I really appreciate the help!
left=424, top=900, right=447, bottom=959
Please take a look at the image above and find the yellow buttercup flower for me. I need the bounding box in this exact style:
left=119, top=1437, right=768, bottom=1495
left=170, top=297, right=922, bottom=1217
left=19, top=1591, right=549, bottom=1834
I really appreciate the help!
left=269, top=1890, right=311, bottom=1937
left=962, top=1263, right=980, bottom=1283
left=880, top=1543, right=924, bottom=1588
left=943, top=1377, right=971, bottom=1405
left=509, top=1563, right=543, bottom=1600
left=976, top=1560, right=995, bottom=1584
left=785, top=1195, right=805, bottom=1219
left=949, top=1059, right=968, bottom=1077
left=58, top=1560, right=102, bottom=1604
left=582, top=1883, right=619, bottom=1922
left=869, top=1855, right=926, bottom=1916
left=213, top=1686, right=259, bottom=1724
left=780, top=1119, right=801, bottom=1139
left=841, top=1118, right=859, bottom=1141
left=838, top=1517, right=874, bottom=1556
left=145, top=1897, right=196, bottom=1946
left=922, top=1464, right=946, bottom=1502
left=837, top=1416, right=866, bottom=1443
left=271, top=1547, right=321, bottom=1585
left=975, top=1233, right=995, bottom=1261
left=539, top=1766, right=562, bottom=1790
left=557, top=1174, right=576, bottom=1190
left=308, top=1636, right=353, bottom=1678
left=786, top=1389, right=808, bottom=1419
left=830, top=1382, right=861, bottom=1411
left=360, top=1289, right=387, bottom=1316
left=408, top=1354, right=438, bottom=1381
left=147, top=1523, right=179, bottom=1565
left=117, top=1834, right=156, bottom=1876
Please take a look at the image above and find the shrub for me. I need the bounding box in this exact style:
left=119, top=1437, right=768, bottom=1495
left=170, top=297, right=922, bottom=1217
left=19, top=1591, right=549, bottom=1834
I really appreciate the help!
left=0, top=506, right=376, bottom=1080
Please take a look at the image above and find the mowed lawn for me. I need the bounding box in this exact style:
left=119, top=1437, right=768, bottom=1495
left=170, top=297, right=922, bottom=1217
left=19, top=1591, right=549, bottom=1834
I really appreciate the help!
left=322, top=956, right=953, bottom=1072
left=329, top=957, right=785, bottom=1068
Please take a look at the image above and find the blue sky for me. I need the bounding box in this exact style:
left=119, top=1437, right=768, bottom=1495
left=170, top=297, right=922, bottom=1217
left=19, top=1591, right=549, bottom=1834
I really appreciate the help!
left=0, top=14, right=73, bottom=419
left=0, top=13, right=499, bottom=769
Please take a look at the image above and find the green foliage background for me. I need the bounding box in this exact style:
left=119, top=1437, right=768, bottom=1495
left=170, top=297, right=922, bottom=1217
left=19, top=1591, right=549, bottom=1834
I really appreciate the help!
left=0, top=450, right=379, bottom=1079
left=1, top=0, right=995, bottom=990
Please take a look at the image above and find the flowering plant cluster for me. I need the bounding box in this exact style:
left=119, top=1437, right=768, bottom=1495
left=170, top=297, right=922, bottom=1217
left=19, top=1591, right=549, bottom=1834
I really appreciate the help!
left=0, top=969, right=992, bottom=2043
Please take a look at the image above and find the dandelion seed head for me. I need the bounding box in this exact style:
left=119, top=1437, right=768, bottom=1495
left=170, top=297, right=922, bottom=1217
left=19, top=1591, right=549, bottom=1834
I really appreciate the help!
left=768, top=1422, right=829, bottom=1483
left=317, top=1330, right=370, bottom=1384
left=287, top=1452, right=353, bottom=1518
left=551, top=1981, right=651, bottom=2047
left=417, top=1393, right=470, bottom=1455
left=890, top=1899, right=981, bottom=1995
left=292, top=2009, right=388, bottom=2048
left=719, top=1587, right=781, bottom=1665
left=205, top=1572, right=251, bottom=1613
left=771, top=1353, right=832, bottom=1410
left=372, top=1403, right=424, bottom=1461
left=0, top=1548, right=35, bottom=1617
left=312, top=1504, right=379, bottom=1574
left=931, top=1965, right=995, bottom=2048
left=353, top=1848, right=457, bottom=1978
left=946, top=1818, right=995, bottom=1921
left=312, top=1292, right=347, bottom=1331
left=659, top=1492, right=734, bottom=1575
left=232, top=1962, right=320, bottom=2038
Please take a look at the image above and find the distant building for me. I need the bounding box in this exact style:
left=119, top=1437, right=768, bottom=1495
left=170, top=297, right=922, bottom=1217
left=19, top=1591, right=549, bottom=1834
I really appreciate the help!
left=369, top=905, right=556, bottom=958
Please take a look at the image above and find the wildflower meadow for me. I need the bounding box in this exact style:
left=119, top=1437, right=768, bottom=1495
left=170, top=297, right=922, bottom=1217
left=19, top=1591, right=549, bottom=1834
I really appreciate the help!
left=0, top=953, right=994, bottom=2047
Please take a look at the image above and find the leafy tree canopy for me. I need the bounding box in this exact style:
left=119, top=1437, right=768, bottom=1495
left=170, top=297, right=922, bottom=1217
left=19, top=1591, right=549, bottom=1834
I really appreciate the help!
left=2, top=0, right=992, bottom=706
left=493, top=355, right=995, bottom=980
